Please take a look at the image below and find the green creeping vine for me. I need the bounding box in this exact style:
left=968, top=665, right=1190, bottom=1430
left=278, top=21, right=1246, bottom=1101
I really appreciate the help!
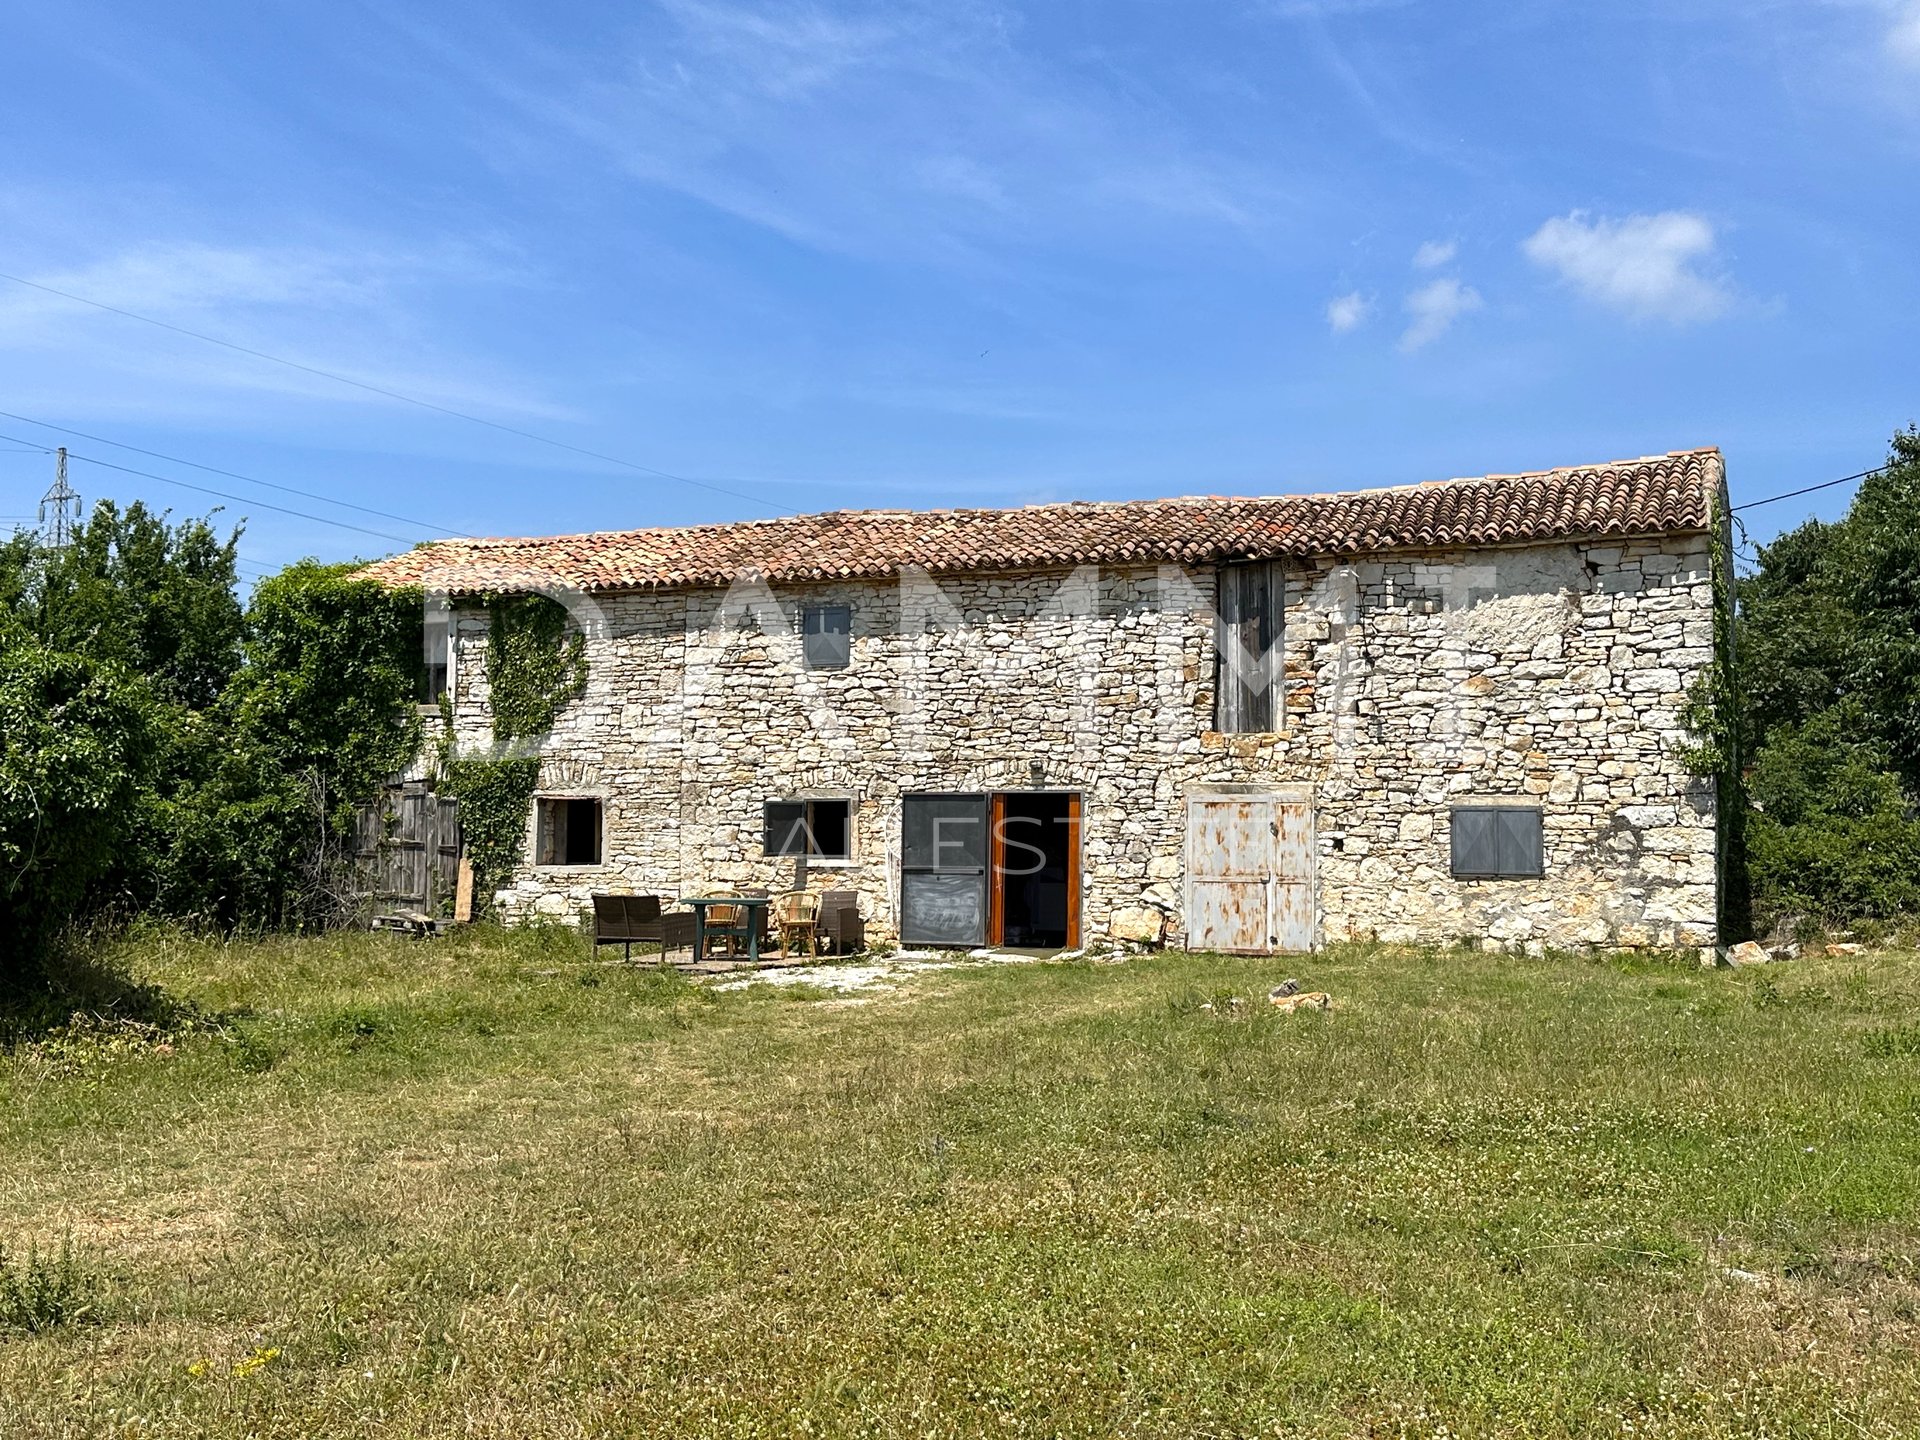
left=438, top=594, right=589, bottom=912
left=1676, top=479, right=1750, bottom=939
left=485, top=593, right=589, bottom=742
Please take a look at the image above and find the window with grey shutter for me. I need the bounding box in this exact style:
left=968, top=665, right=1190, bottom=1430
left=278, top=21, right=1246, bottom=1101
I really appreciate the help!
left=763, top=799, right=853, bottom=859
left=802, top=605, right=852, bottom=669
left=1449, top=806, right=1544, bottom=879
left=764, top=801, right=809, bottom=856
left=1214, top=561, right=1280, bottom=732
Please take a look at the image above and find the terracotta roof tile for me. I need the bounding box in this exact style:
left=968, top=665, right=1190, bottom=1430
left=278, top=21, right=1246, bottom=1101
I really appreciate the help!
left=361, top=448, right=1722, bottom=595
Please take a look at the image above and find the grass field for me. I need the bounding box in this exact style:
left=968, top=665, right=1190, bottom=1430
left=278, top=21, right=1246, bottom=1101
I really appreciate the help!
left=3, top=930, right=1919, bottom=1438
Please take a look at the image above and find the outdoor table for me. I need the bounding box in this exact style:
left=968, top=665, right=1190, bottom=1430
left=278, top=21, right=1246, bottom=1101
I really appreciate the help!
left=679, top=896, right=768, bottom=965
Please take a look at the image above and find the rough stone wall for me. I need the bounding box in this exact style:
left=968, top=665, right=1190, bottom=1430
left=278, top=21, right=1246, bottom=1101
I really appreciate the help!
left=443, top=531, right=1718, bottom=950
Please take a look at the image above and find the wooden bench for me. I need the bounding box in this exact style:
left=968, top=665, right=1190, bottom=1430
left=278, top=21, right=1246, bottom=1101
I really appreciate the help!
left=591, top=894, right=664, bottom=960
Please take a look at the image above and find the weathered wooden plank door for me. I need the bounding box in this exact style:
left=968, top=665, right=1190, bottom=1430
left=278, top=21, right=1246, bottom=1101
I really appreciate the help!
left=353, top=782, right=463, bottom=918
left=1185, top=796, right=1315, bottom=953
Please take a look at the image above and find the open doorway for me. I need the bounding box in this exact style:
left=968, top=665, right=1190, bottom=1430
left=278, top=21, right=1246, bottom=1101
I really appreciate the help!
left=993, top=793, right=1077, bottom=948
left=898, top=791, right=1081, bottom=949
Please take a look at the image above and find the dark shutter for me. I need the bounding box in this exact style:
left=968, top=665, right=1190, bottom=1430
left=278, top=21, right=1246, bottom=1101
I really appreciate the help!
left=764, top=801, right=808, bottom=857
left=1215, top=562, right=1277, bottom=732
left=1450, top=807, right=1498, bottom=878
left=900, top=793, right=988, bottom=946
left=1495, top=808, right=1545, bottom=878
left=803, top=606, right=852, bottom=669
left=1451, top=806, right=1543, bottom=879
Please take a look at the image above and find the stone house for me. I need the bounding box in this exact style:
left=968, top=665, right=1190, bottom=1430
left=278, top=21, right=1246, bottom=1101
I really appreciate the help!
left=363, top=448, right=1730, bottom=953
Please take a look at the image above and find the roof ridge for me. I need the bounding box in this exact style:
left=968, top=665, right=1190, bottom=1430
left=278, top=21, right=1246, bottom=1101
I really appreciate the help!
left=430, top=447, right=1721, bottom=550
left=362, top=447, right=1721, bottom=593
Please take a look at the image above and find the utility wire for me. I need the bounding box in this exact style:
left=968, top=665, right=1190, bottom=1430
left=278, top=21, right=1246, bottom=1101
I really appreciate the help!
left=0, top=429, right=420, bottom=546
left=0, top=269, right=793, bottom=516
left=0, top=411, right=476, bottom=538
left=1730, top=463, right=1888, bottom=513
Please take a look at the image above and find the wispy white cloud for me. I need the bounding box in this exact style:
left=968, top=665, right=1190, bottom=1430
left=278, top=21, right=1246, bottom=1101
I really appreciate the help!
left=1890, top=0, right=1920, bottom=65
left=1325, top=290, right=1371, bottom=333
left=0, top=240, right=568, bottom=421
left=1412, top=238, right=1457, bottom=269
left=1521, top=211, right=1733, bottom=323
left=433, top=0, right=1289, bottom=270
left=1398, top=276, right=1481, bottom=352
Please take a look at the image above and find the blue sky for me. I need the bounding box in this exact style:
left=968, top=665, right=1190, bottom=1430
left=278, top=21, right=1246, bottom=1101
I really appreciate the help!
left=1, top=0, right=1916, bottom=579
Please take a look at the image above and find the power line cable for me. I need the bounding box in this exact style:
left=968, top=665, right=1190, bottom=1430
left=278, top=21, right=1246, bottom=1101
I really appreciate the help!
left=0, top=429, right=421, bottom=545
left=0, top=269, right=795, bottom=516
left=1730, top=464, right=1888, bottom=513
left=0, top=411, right=476, bottom=538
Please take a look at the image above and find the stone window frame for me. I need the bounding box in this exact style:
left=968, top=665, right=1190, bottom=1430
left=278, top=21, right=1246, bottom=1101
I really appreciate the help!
left=531, top=792, right=607, bottom=870
left=762, top=793, right=860, bottom=868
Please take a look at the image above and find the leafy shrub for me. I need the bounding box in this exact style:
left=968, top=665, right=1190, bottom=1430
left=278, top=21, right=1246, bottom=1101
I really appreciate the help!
left=1863, top=1025, right=1920, bottom=1058
left=0, top=1236, right=102, bottom=1333
left=0, top=644, right=152, bottom=986
left=1745, top=705, right=1920, bottom=926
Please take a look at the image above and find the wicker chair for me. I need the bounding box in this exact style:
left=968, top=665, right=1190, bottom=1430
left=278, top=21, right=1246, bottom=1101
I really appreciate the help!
left=817, top=890, right=865, bottom=955
left=775, top=891, right=821, bottom=959
left=702, top=895, right=747, bottom=959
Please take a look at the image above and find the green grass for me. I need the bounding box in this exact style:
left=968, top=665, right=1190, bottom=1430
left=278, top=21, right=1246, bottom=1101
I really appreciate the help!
left=4, top=930, right=1920, bottom=1438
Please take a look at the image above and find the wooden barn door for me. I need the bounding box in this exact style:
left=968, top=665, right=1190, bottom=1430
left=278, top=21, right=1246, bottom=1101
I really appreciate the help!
left=353, top=782, right=463, bottom=918
left=1185, top=795, right=1315, bottom=953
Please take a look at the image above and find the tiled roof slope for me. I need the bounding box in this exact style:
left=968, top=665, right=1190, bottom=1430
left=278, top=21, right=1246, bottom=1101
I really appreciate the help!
left=362, top=448, right=1722, bottom=595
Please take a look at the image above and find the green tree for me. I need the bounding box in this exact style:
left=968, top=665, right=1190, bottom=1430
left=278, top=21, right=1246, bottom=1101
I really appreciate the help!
left=1745, top=706, right=1920, bottom=923
left=1732, top=427, right=1920, bottom=928
left=0, top=643, right=151, bottom=987
left=232, top=562, right=423, bottom=832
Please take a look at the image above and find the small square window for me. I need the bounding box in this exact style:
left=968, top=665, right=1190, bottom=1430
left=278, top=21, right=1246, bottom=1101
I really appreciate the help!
left=1449, top=806, right=1544, bottom=880
left=764, top=798, right=854, bottom=859
left=535, top=797, right=602, bottom=867
left=802, top=605, right=852, bottom=670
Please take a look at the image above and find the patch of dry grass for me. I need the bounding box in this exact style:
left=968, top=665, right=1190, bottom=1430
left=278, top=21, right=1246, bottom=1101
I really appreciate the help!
left=2, top=931, right=1918, bottom=1436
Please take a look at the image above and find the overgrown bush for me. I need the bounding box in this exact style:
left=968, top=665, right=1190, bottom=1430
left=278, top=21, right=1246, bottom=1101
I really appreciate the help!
left=1745, top=707, right=1920, bottom=924
left=2, top=509, right=428, bottom=978
left=0, top=642, right=152, bottom=987
left=0, top=1236, right=102, bottom=1333
left=1730, top=427, right=1920, bottom=930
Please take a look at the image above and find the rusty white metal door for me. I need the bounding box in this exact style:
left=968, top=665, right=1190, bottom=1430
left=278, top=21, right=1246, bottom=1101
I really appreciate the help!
left=1186, top=796, right=1315, bottom=953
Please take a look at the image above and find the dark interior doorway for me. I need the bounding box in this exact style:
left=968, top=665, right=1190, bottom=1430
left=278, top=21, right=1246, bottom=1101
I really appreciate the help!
left=994, top=792, right=1075, bottom=949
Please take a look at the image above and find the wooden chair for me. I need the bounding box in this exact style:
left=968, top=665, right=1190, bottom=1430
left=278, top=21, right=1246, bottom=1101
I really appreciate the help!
left=703, top=895, right=747, bottom=959
left=775, top=891, right=820, bottom=959
left=591, top=894, right=663, bottom=961
left=817, top=890, right=865, bottom=955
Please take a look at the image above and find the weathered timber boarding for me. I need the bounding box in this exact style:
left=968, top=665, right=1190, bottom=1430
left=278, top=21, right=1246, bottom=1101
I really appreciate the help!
left=354, top=780, right=462, bottom=920
left=363, top=449, right=1729, bottom=953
